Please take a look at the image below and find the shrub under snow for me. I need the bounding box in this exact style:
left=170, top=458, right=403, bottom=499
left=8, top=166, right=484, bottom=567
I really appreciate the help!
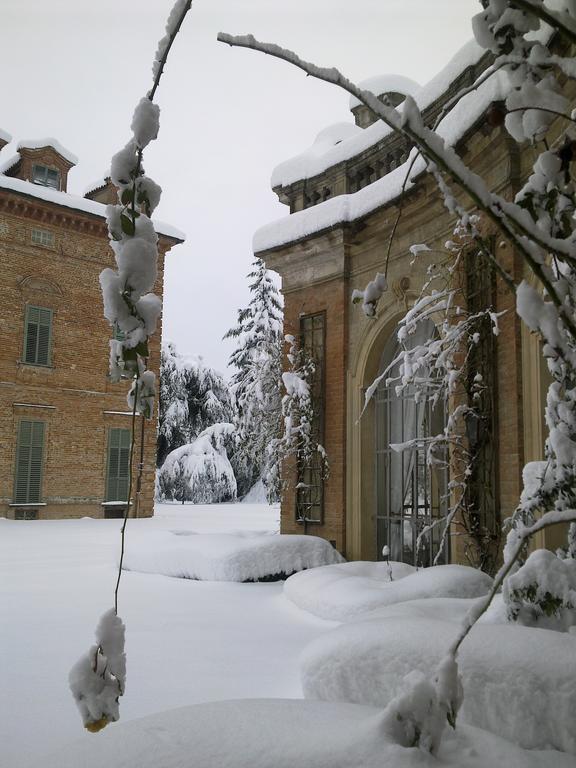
left=284, top=562, right=492, bottom=622
left=122, top=530, right=344, bottom=582
left=300, top=615, right=576, bottom=754
left=157, top=423, right=237, bottom=503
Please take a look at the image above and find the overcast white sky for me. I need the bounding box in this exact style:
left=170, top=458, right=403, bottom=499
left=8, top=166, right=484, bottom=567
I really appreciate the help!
left=2, top=0, right=479, bottom=374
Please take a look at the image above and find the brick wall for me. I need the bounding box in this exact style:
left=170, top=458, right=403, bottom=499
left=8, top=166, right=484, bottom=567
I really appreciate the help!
left=0, top=187, right=177, bottom=519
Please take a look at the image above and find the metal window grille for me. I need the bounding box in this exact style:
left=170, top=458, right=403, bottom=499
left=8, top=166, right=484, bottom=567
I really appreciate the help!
left=23, top=305, right=52, bottom=366
left=296, top=312, right=325, bottom=525
left=31, top=228, right=54, bottom=247
left=13, top=420, right=45, bottom=504
left=375, top=322, right=448, bottom=566
left=106, top=428, right=131, bottom=503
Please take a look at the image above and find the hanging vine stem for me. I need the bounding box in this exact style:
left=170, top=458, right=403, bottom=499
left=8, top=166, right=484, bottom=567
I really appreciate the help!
left=114, top=380, right=139, bottom=616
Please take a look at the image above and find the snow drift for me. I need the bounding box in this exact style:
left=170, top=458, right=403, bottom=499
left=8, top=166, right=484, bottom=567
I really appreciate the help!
left=300, top=616, right=576, bottom=753
left=123, top=530, right=344, bottom=582
left=32, top=697, right=576, bottom=768
left=284, top=562, right=493, bottom=621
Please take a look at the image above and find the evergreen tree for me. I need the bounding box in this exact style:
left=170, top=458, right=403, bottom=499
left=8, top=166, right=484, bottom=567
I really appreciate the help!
left=157, top=343, right=234, bottom=467
left=224, top=258, right=283, bottom=500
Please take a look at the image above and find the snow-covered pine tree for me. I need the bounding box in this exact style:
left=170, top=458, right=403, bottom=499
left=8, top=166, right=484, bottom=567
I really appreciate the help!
left=224, top=258, right=283, bottom=500
left=157, top=342, right=234, bottom=468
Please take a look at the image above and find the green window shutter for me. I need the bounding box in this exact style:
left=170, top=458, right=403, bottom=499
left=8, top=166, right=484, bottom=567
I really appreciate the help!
left=106, top=428, right=131, bottom=502
left=24, top=306, right=52, bottom=366
left=14, top=421, right=45, bottom=503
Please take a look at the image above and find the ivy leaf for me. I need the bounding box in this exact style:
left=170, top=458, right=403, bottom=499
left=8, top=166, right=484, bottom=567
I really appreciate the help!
left=120, top=214, right=135, bottom=236
left=121, top=187, right=134, bottom=206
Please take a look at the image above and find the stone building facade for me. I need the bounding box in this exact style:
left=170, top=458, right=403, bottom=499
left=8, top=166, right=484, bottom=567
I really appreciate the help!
left=255, top=40, right=567, bottom=565
left=0, top=137, right=182, bottom=520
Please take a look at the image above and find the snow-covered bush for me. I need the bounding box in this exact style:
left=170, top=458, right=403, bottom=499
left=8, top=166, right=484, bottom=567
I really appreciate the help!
left=157, top=423, right=237, bottom=503
left=224, top=258, right=283, bottom=500
left=504, top=548, right=576, bottom=631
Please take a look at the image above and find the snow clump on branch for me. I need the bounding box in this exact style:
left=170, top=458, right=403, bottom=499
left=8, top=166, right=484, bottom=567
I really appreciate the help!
left=69, top=610, right=126, bottom=732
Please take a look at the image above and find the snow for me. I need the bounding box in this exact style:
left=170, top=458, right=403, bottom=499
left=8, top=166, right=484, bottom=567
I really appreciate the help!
left=157, top=423, right=237, bottom=503
left=241, top=478, right=268, bottom=503
left=30, top=697, right=576, bottom=768
left=69, top=609, right=127, bottom=731
left=82, top=176, right=109, bottom=196
left=17, top=137, right=78, bottom=165
left=255, top=57, right=509, bottom=253
left=269, top=39, right=485, bottom=190
left=284, top=562, right=493, bottom=621
left=123, top=530, right=344, bottom=582
left=0, top=152, right=19, bottom=173
left=0, top=127, right=12, bottom=143
left=349, top=73, right=421, bottom=109
left=0, top=173, right=185, bottom=241
left=300, top=615, right=576, bottom=753
left=130, top=97, right=160, bottom=149
left=2, top=502, right=574, bottom=767
left=504, top=548, right=576, bottom=631
left=0, top=502, right=337, bottom=767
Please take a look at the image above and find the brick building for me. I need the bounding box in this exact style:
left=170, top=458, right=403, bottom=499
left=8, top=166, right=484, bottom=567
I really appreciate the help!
left=254, top=40, right=567, bottom=564
left=0, top=135, right=182, bottom=520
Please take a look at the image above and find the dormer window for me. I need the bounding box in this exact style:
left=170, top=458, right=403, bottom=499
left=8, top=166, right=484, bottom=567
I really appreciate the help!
left=32, top=164, right=60, bottom=190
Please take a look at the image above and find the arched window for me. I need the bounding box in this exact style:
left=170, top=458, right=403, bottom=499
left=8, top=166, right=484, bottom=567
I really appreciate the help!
left=374, top=320, right=448, bottom=565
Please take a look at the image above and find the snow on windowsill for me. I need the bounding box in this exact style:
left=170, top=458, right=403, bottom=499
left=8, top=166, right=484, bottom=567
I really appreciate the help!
left=9, top=502, right=47, bottom=507
left=101, top=501, right=132, bottom=506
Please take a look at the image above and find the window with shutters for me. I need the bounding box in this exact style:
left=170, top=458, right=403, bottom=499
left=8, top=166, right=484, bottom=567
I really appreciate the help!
left=106, top=428, right=131, bottom=502
left=23, top=305, right=53, bottom=366
left=13, top=420, right=45, bottom=504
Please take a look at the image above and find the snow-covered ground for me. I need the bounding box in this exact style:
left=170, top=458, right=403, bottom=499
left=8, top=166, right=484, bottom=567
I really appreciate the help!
left=2, top=502, right=574, bottom=768
left=0, top=502, right=335, bottom=768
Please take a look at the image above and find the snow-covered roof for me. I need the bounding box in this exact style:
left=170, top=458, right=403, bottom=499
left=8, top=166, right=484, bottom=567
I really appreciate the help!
left=83, top=176, right=109, bottom=197
left=271, top=39, right=485, bottom=190
left=0, top=128, right=12, bottom=143
left=0, top=153, right=20, bottom=174
left=348, top=74, right=421, bottom=109
left=255, top=60, right=507, bottom=254
left=0, top=174, right=185, bottom=242
left=17, top=138, right=78, bottom=166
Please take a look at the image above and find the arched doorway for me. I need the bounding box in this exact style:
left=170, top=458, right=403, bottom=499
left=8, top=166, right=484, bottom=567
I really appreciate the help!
left=374, top=320, right=448, bottom=565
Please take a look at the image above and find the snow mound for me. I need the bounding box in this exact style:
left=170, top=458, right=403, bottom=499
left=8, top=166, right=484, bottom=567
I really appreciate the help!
left=241, top=479, right=269, bottom=504
left=284, top=562, right=492, bottom=621
left=301, top=617, right=576, bottom=754
left=17, top=137, right=78, bottom=165
left=349, top=73, right=421, bottom=109
left=32, top=697, right=576, bottom=768
left=123, top=531, right=343, bottom=582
